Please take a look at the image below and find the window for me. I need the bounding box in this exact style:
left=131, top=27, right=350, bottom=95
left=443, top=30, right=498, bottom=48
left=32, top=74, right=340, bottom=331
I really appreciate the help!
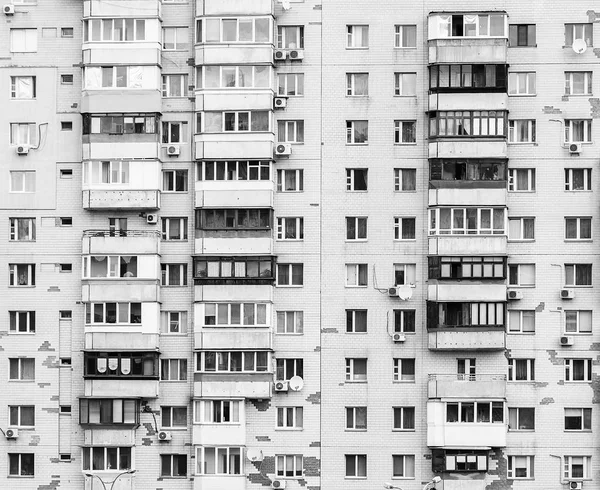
left=508, top=407, right=535, bottom=431
left=84, top=352, right=159, bottom=377
left=162, top=121, right=188, bottom=144
left=508, top=358, right=535, bottom=381
left=509, top=120, right=536, bottom=143
left=345, top=454, right=367, bottom=478
left=9, top=358, right=35, bottom=381
left=277, top=120, right=304, bottom=143
left=61, top=74, right=73, bottom=84
left=10, top=76, right=36, bottom=99
left=565, top=264, right=592, bottom=286
left=161, top=454, right=187, bottom=477
left=277, top=169, right=303, bottom=192
left=8, top=453, right=34, bottom=476
left=565, top=310, right=592, bottom=334
left=565, top=217, right=591, bottom=240
left=275, top=358, right=303, bottom=380
left=82, top=161, right=130, bottom=185
left=161, top=406, right=187, bottom=428
left=393, top=358, right=415, bottom=382
left=84, top=18, right=146, bottom=42
left=278, top=73, right=304, bottom=96
left=565, top=408, right=592, bottom=431
left=395, top=25, right=416, bottom=47
left=9, top=311, right=36, bottom=333
left=429, top=111, right=507, bottom=137
left=163, top=170, right=188, bottom=192
left=508, top=218, right=535, bottom=241
left=61, top=121, right=73, bottom=131
left=83, top=255, right=137, bottom=278
left=83, top=66, right=156, bottom=90
left=429, top=64, right=508, bottom=90
left=346, top=120, right=368, bottom=144
left=393, top=407, right=415, bottom=430
left=197, top=351, right=269, bottom=373
left=344, top=407, right=367, bottom=431
left=275, top=454, right=303, bottom=477
left=565, top=169, right=591, bottom=191
left=347, top=25, right=369, bottom=48
left=9, top=218, right=35, bottom=241
left=60, top=405, right=72, bottom=414
left=346, top=310, right=367, bottom=333
left=508, top=310, right=535, bottom=333
left=161, top=311, right=187, bottom=334
left=79, top=399, right=138, bottom=425
left=565, top=72, right=592, bottom=95
left=509, top=24, right=536, bottom=47
left=346, top=264, right=367, bottom=287
left=198, top=64, right=272, bottom=90
left=60, top=169, right=73, bottom=179
left=195, top=400, right=240, bottom=424
left=507, top=456, right=534, bottom=479
left=60, top=27, right=74, bottom=38
left=10, top=123, right=36, bottom=146
left=203, top=303, right=267, bottom=327
left=163, top=27, right=188, bottom=50
left=432, top=302, right=504, bottom=328
left=446, top=401, right=504, bottom=423
left=197, top=209, right=271, bottom=231
left=277, top=407, right=303, bottom=429
left=277, top=26, right=304, bottom=49
left=394, top=263, right=416, bottom=286
left=9, top=406, right=34, bottom=427
left=201, top=110, right=269, bottom=132
left=162, top=74, right=188, bottom=97
left=10, top=29, right=37, bottom=52
left=565, top=359, right=592, bottom=382
left=394, top=310, right=415, bottom=333
left=82, top=447, right=132, bottom=471
left=161, top=218, right=187, bottom=241
left=346, top=358, right=367, bottom=381
left=277, top=311, right=304, bottom=334
left=508, top=169, right=535, bottom=191
left=196, top=447, right=242, bottom=475
left=394, top=217, right=416, bottom=240
left=161, top=264, right=188, bottom=286
left=394, top=169, right=416, bottom=191
left=565, top=23, right=593, bottom=47
left=346, top=73, right=368, bottom=96
left=200, top=17, right=271, bottom=43
left=9, top=264, right=35, bottom=286
left=346, top=217, right=367, bottom=240
left=395, top=72, right=416, bottom=96
left=194, top=256, right=274, bottom=281
left=346, top=168, right=368, bottom=191
left=83, top=114, right=158, bottom=134
left=429, top=207, right=506, bottom=235
left=565, top=119, right=592, bottom=143
left=199, top=161, right=270, bottom=181
left=277, top=217, right=304, bottom=240
left=392, top=455, right=415, bottom=478
left=394, top=120, right=416, bottom=144
left=161, top=359, right=187, bottom=381
left=85, top=302, right=141, bottom=325
left=564, top=456, right=592, bottom=480
left=433, top=256, right=505, bottom=279
left=277, top=263, right=303, bottom=286
left=508, top=72, right=536, bottom=95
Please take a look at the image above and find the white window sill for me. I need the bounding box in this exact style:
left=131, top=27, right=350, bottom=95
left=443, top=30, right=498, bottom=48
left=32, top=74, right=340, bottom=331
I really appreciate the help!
left=394, top=142, right=417, bottom=146
left=275, top=428, right=303, bottom=431
left=345, top=285, right=368, bottom=288
left=346, top=47, right=369, bottom=50
left=346, top=143, right=369, bottom=146
left=345, top=380, right=367, bottom=384
left=508, top=94, right=536, bottom=97
left=394, top=239, right=416, bottom=242
left=394, top=95, right=417, bottom=98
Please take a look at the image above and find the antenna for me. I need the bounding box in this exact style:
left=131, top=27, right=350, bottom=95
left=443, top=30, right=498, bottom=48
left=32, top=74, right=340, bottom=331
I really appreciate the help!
left=397, top=285, right=413, bottom=301
left=288, top=376, right=304, bottom=391
left=572, top=38, right=587, bottom=54
left=246, top=448, right=264, bottom=462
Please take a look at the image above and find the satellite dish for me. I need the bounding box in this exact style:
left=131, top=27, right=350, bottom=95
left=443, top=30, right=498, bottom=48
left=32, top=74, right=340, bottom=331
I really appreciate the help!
left=289, top=376, right=304, bottom=392
left=572, top=38, right=587, bottom=54
left=246, top=448, right=264, bottom=462
left=397, top=285, right=413, bottom=301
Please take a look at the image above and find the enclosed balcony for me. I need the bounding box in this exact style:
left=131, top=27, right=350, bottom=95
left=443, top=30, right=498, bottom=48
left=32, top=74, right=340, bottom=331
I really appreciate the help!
left=429, top=159, right=507, bottom=190
left=199, top=0, right=273, bottom=16
left=193, top=256, right=275, bottom=286
left=192, top=399, right=246, bottom=446
left=429, top=374, right=506, bottom=399
left=429, top=188, right=506, bottom=207
left=83, top=230, right=161, bottom=255
left=84, top=0, right=161, bottom=18
left=196, top=45, right=274, bottom=67
left=427, top=284, right=506, bottom=302
left=429, top=64, right=507, bottom=94
left=195, top=134, right=274, bottom=160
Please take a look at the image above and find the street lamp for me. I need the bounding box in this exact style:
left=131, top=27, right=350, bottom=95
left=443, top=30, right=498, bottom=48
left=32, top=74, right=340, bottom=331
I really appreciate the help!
left=85, top=469, right=136, bottom=490
left=423, top=476, right=442, bottom=490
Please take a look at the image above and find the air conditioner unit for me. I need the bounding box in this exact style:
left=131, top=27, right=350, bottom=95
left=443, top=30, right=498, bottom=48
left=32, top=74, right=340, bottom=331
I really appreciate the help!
left=274, top=97, right=288, bottom=109
left=157, top=431, right=172, bottom=441
left=507, top=289, right=523, bottom=300
left=561, top=288, right=575, bottom=299
left=4, top=4, right=15, bottom=14
left=570, top=482, right=583, bottom=490
left=16, top=145, right=29, bottom=155
left=275, top=144, right=292, bottom=156
left=393, top=333, right=406, bottom=343
left=388, top=287, right=399, bottom=297
left=274, top=49, right=287, bottom=61
left=289, top=49, right=304, bottom=60
left=146, top=213, right=158, bottom=224
left=569, top=143, right=582, bottom=154
left=560, top=335, right=574, bottom=346
left=272, top=479, right=287, bottom=489
left=5, top=428, right=18, bottom=439
left=274, top=381, right=289, bottom=392
left=166, top=145, right=180, bottom=156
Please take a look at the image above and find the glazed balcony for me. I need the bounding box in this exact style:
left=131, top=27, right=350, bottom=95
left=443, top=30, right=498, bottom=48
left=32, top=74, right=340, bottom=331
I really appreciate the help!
left=84, top=0, right=161, bottom=18
left=428, top=374, right=507, bottom=399
left=82, top=230, right=161, bottom=255
left=196, top=184, right=273, bottom=208
left=429, top=235, right=507, bottom=255
left=195, top=329, right=272, bottom=350
left=429, top=159, right=507, bottom=188
left=195, top=45, right=274, bottom=66
left=429, top=38, right=508, bottom=64
left=428, top=328, right=505, bottom=350
left=195, top=133, right=274, bottom=160
left=199, top=0, right=273, bottom=15
left=193, top=256, right=275, bottom=286
left=192, top=399, right=246, bottom=445
left=193, top=373, right=272, bottom=399
left=429, top=187, right=506, bottom=207
left=429, top=92, right=507, bottom=112
left=429, top=139, right=507, bottom=159
left=427, top=284, right=506, bottom=302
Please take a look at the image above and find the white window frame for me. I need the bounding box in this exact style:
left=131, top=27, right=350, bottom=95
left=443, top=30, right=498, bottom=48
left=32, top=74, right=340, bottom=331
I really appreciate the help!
left=161, top=311, right=187, bottom=333
left=509, top=120, right=536, bottom=143
left=204, top=302, right=268, bottom=327
left=565, top=119, right=592, bottom=143
left=394, top=120, right=416, bottom=144
left=163, top=170, right=188, bottom=192
left=394, top=72, right=416, bottom=96
left=277, top=169, right=304, bottom=192
left=346, top=309, right=367, bottom=333
left=9, top=311, right=36, bottom=334
left=563, top=456, right=591, bottom=480
left=277, top=73, right=304, bottom=96
left=276, top=311, right=304, bottom=334
left=564, top=23, right=593, bottom=47
left=394, top=263, right=416, bottom=286
left=162, top=26, right=188, bottom=50
left=564, top=359, right=592, bottom=382
left=277, top=217, right=304, bottom=240
left=345, top=263, right=368, bottom=287
left=345, top=454, right=367, bottom=478
left=394, top=310, right=416, bottom=333
left=565, top=72, right=592, bottom=95
left=507, top=455, right=534, bottom=479
left=346, top=73, right=369, bottom=96
left=345, top=406, right=367, bottom=430
left=9, top=122, right=36, bottom=146
left=161, top=217, right=188, bottom=241
left=160, top=358, right=188, bottom=381
left=392, top=454, right=415, bottom=479
left=393, top=406, right=415, bottom=431
left=565, top=263, right=592, bottom=286
left=85, top=302, right=141, bottom=325
left=394, top=25, right=417, bottom=48
left=10, top=76, right=36, bottom=99
left=197, top=351, right=270, bottom=373
left=564, top=408, right=592, bottom=431
left=565, top=217, right=591, bottom=240
left=394, top=217, right=416, bottom=240
left=196, top=446, right=242, bottom=475
left=162, top=74, right=188, bottom=97
left=277, top=26, right=304, bottom=49
left=9, top=217, right=36, bottom=241
left=508, top=217, right=535, bottom=241
left=161, top=264, right=188, bottom=286
left=394, top=168, right=417, bottom=191
left=393, top=358, right=416, bottom=382
left=346, top=168, right=368, bottom=191
left=277, top=407, right=303, bottom=429
left=160, top=454, right=187, bottom=477
left=9, top=170, right=35, bottom=193
left=162, top=121, right=188, bottom=144
left=8, top=453, right=34, bottom=477
left=277, top=120, right=304, bottom=143
left=508, top=310, right=535, bottom=333
left=82, top=255, right=137, bottom=279
left=160, top=406, right=187, bottom=428
left=10, top=28, right=37, bottom=53
left=198, top=161, right=270, bottom=182
left=276, top=263, right=304, bottom=287
left=346, top=217, right=367, bottom=240
left=346, top=120, right=368, bottom=144
left=508, top=72, right=536, bottom=95
left=345, top=358, right=367, bottom=382
left=347, top=25, right=369, bottom=48
left=9, top=406, right=34, bottom=427
left=564, top=310, right=592, bottom=334
left=85, top=19, right=146, bottom=42
left=9, top=358, right=35, bottom=381
left=508, top=407, right=535, bottom=431
left=565, top=168, right=592, bottom=191
left=9, top=263, right=35, bottom=286
left=194, top=399, right=241, bottom=424
left=275, top=454, right=303, bottom=478
left=508, top=168, right=535, bottom=192
left=84, top=160, right=130, bottom=185
left=508, top=358, right=535, bottom=381
left=429, top=208, right=506, bottom=235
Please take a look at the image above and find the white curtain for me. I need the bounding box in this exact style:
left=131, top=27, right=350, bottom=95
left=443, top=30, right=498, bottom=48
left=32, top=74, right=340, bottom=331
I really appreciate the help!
left=85, top=67, right=102, bottom=89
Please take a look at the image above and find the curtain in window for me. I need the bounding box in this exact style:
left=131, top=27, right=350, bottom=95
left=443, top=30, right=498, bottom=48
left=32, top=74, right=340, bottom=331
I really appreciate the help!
left=464, top=15, right=477, bottom=36
left=515, top=360, right=528, bottom=380
left=16, top=77, right=33, bottom=98
left=572, top=361, right=585, bottom=380
left=575, top=265, right=591, bottom=285
left=438, top=15, right=451, bottom=37
left=121, top=358, right=131, bottom=375
left=204, top=447, right=216, bottom=474
left=92, top=448, right=105, bottom=470
left=354, top=75, right=368, bottom=94
left=84, top=67, right=101, bottom=89
left=128, top=66, right=143, bottom=88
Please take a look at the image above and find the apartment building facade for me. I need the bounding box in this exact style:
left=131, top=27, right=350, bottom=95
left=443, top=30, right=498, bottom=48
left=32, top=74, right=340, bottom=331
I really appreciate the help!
left=0, top=0, right=598, bottom=489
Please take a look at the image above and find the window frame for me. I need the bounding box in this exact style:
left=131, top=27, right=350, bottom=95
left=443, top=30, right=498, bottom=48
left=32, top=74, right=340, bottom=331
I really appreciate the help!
left=161, top=74, right=188, bottom=98
left=394, top=217, right=416, bottom=240
left=9, top=311, right=36, bottom=334
left=162, top=170, right=188, bottom=192
left=563, top=455, right=592, bottom=480
left=564, top=310, right=592, bottom=334
left=161, top=264, right=188, bottom=287
left=508, top=119, right=536, bottom=143
left=508, top=407, right=535, bottom=431
left=394, top=72, right=417, bottom=96
left=347, top=25, right=369, bottom=49
left=394, top=168, right=416, bottom=191
left=277, top=25, right=304, bottom=49
left=392, top=454, right=416, bottom=479
left=277, top=120, right=304, bottom=143
left=564, top=359, right=592, bottom=382
left=393, top=358, right=416, bottom=382
left=394, top=120, right=417, bottom=144
left=346, top=309, right=367, bottom=333
left=345, top=263, right=368, bottom=287
left=565, top=217, right=591, bottom=241
left=507, top=358, right=535, bottom=381
left=394, top=25, right=417, bottom=48
left=508, top=217, right=535, bottom=241
left=276, top=263, right=304, bottom=287
left=564, top=119, right=592, bottom=143
left=194, top=399, right=241, bottom=424
left=10, top=76, right=36, bottom=99
left=346, top=217, right=368, bottom=241
left=8, top=263, right=35, bottom=287
left=508, top=168, right=535, bottom=192
left=346, top=120, right=368, bottom=144
left=508, top=72, right=536, bottom=96
left=160, top=454, right=187, bottom=478
left=9, top=217, right=36, bottom=241
left=79, top=398, right=139, bottom=426
left=507, top=310, right=535, bottom=334
left=346, top=168, right=368, bottom=191
left=345, top=358, right=367, bottom=382
left=564, top=408, right=592, bottom=431
left=429, top=207, right=506, bottom=236
left=160, top=359, right=188, bottom=381
left=564, top=168, right=592, bottom=191
left=162, top=121, right=188, bottom=144
left=277, top=169, right=304, bottom=192
left=346, top=73, right=369, bottom=96
left=393, top=406, right=415, bottom=431
left=277, top=73, right=304, bottom=96
left=564, top=264, right=592, bottom=287
left=160, top=311, right=188, bottom=334
left=276, top=310, right=304, bottom=335
left=565, top=72, right=593, bottom=96
left=10, top=28, right=37, bottom=53
left=277, top=406, right=304, bottom=430
left=162, top=26, right=188, bottom=50
left=161, top=406, right=188, bottom=429
left=507, top=455, right=534, bottom=479
left=195, top=446, right=243, bottom=475
left=508, top=24, right=536, bottom=47
left=345, top=454, right=367, bottom=478
left=275, top=454, right=303, bottom=478
left=8, top=453, right=34, bottom=477
left=196, top=351, right=270, bottom=374
left=9, top=405, right=35, bottom=427
left=564, top=23, right=593, bottom=47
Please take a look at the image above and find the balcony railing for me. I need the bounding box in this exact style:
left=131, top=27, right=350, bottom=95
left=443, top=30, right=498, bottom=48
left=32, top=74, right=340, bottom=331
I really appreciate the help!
left=83, top=229, right=161, bottom=238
